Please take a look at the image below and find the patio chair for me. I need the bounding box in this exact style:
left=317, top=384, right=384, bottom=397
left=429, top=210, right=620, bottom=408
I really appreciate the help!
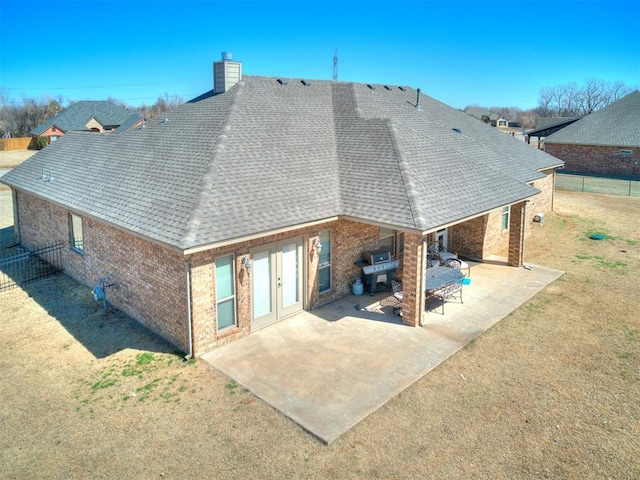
left=446, top=257, right=471, bottom=277
left=430, top=281, right=463, bottom=315
left=446, top=258, right=462, bottom=270
left=391, top=280, right=403, bottom=316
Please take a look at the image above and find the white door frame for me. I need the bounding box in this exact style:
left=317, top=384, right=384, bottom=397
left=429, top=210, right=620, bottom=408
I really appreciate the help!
left=250, top=237, right=304, bottom=330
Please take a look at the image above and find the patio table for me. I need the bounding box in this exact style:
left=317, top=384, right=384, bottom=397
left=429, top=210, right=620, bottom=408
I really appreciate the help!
left=425, top=266, right=465, bottom=291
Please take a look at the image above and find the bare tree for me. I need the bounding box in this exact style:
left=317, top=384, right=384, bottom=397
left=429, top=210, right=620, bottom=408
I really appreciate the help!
left=537, top=78, right=635, bottom=118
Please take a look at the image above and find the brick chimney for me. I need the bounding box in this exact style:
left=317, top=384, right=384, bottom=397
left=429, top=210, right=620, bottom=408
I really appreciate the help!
left=213, top=52, right=242, bottom=93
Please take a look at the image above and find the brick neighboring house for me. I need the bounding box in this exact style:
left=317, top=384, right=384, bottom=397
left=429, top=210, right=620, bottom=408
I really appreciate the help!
left=30, top=101, right=143, bottom=143
left=544, top=90, right=640, bottom=179
left=525, top=117, right=582, bottom=148
left=1, top=54, right=564, bottom=358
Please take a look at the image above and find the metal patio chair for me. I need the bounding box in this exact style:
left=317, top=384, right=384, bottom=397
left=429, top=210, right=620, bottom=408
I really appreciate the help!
left=431, top=280, right=463, bottom=315
left=391, top=280, right=403, bottom=316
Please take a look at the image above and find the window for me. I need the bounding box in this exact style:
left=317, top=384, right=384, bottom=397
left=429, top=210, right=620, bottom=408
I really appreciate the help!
left=501, top=206, right=510, bottom=231
left=379, top=227, right=394, bottom=252
left=379, top=227, right=404, bottom=258
left=215, top=255, right=236, bottom=331
left=70, top=213, right=84, bottom=253
left=318, top=230, right=331, bottom=293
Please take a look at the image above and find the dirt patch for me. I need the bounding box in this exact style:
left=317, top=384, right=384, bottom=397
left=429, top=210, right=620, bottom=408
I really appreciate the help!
left=1, top=190, right=639, bottom=479
left=0, top=149, right=37, bottom=169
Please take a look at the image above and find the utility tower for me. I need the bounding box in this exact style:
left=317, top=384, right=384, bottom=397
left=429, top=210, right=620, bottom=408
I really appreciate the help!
left=333, top=49, right=338, bottom=82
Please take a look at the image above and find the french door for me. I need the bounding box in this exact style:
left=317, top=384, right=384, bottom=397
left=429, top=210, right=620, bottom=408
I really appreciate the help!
left=251, top=238, right=304, bottom=330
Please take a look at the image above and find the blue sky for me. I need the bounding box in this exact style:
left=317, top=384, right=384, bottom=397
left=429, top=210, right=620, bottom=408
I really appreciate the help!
left=1, top=0, right=638, bottom=110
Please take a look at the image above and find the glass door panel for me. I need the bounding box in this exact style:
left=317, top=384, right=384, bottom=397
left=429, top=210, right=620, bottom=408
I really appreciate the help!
left=280, top=242, right=299, bottom=308
left=252, top=248, right=275, bottom=328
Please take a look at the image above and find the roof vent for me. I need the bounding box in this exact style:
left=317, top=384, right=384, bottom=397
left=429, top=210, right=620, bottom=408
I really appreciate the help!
left=384, top=85, right=392, bottom=91
left=416, top=88, right=421, bottom=110
left=453, top=128, right=462, bottom=134
left=367, top=84, right=376, bottom=90
left=301, top=80, right=311, bottom=86
left=398, top=86, right=406, bottom=91
left=277, top=78, right=288, bottom=85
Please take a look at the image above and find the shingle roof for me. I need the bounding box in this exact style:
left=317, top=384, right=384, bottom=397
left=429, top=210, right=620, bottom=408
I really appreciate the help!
left=29, top=101, right=143, bottom=135
left=544, top=90, right=640, bottom=147
left=3, top=76, right=563, bottom=251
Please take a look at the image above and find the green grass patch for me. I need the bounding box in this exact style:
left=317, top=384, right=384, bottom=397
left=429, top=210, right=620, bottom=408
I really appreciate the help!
left=77, top=351, right=197, bottom=410
left=225, top=380, right=239, bottom=394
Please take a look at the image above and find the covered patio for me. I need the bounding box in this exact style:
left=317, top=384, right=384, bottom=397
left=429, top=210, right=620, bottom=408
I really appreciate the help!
left=203, top=259, right=563, bottom=444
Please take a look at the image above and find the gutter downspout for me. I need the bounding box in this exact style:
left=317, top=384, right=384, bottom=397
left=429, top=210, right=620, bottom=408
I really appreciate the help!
left=419, top=238, right=427, bottom=327
left=521, top=201, right=532, bottom=270
left=184, top=258, right=193, bottom=360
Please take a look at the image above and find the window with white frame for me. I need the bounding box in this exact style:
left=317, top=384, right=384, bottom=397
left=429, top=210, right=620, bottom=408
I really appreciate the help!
left=215, top=255, right=236, bottom=331
left=318, top=230, right=331, bottom=293
left=501, top=206, right=510, bottom=231
left=70, top=213, right=84, bottom=253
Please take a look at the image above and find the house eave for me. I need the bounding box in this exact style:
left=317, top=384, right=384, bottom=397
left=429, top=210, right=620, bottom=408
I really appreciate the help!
left=182, top=216, right=341, bottom=256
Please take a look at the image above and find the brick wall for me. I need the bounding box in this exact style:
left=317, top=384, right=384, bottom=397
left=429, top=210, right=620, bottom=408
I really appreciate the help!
left=508, top=202, right=525, bottom=266
left=14, top=167, right=558, bottom=357
left=398, top=233, right=423, bottom=327
left=545, top=143, right=640, bottom=179
left=450, top=169, right=557, bottom=260
left=187, top=218, right=379, bottom=354
left=15, top=191, right=189, bottom=352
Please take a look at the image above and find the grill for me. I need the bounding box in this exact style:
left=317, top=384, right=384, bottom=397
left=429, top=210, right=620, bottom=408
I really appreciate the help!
left=355, top=250, right=400, bottom=296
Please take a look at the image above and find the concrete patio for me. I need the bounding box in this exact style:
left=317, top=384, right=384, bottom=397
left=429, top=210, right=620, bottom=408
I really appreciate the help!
left=202, top=260, right=564, bottom=444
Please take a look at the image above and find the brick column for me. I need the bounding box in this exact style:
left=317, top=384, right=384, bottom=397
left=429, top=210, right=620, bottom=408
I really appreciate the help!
left=508, top=202, right=525, bottom=267
left=400, top=232, right=424, bottom=327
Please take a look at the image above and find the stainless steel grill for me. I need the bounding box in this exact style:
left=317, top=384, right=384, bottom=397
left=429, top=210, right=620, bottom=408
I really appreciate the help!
left=355, top=250, right=400, bottom=296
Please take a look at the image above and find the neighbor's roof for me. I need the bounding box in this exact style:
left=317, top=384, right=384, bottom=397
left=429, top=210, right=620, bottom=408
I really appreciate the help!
left=3, top=76, right=562, bottom=252
left=544, top=90, right=640, bottom=147
left=29, top=101, right=143, bottom=136
left=526, top=117, right=582, bottom=138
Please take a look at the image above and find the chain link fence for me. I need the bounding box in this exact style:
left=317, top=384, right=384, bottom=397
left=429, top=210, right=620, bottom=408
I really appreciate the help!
left=556, top=173, right=640, bottom=197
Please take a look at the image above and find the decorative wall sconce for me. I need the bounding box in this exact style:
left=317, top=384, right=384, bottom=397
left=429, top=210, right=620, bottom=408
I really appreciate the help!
left=241, top=256, right=252, bottom=272
left=312, top=238, right=323, bottom=254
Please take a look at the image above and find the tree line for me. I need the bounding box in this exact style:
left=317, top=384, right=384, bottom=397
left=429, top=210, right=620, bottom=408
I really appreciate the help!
left=0, top=90, right=184, bottom=138
left=465, top=78, right=635, bottom=130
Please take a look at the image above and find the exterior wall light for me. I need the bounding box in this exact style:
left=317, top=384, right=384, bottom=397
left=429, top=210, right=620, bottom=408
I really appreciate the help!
left=241, top=256, right=252, bottom=272
left=312, top=238, right=323, bottom=253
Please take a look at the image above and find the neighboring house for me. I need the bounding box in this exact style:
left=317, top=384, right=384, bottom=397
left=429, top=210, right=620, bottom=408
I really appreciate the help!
left=30, top=101, right=143, bottom=143
left=465, top=107, right=500, bottom=126
left=495, top=117, right=522, bottom=132
left=525, top=117, right=582, bottom=148
left=543, top=90, right=640, bottom=179
left=1, top=54, right=564, bottom=358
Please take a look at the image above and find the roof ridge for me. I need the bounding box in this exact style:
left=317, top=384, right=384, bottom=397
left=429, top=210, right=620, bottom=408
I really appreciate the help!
left=179, top=82, right=244, bottom=248
left=386, top=119, right=428, bottom=230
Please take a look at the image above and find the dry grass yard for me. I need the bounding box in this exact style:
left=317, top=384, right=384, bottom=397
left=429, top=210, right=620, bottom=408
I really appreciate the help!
left=1, top=190, right=639, bottom=479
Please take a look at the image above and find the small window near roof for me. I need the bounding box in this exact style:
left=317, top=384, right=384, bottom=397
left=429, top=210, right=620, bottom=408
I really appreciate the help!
left=70, top=213, right=84, bottom=253
left=620, top=149, right=633, bottom=155
left=501, top=206, right=510, bottom=231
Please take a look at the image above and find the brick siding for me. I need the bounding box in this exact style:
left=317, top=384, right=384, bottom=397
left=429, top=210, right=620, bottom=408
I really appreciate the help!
left=15, top=191, right=189, bottom=353
left=545, top=143, right=640, bottom=179
left=188, top=219, right=379, bottom=354
left=13, top=168, right=558, bottom=356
